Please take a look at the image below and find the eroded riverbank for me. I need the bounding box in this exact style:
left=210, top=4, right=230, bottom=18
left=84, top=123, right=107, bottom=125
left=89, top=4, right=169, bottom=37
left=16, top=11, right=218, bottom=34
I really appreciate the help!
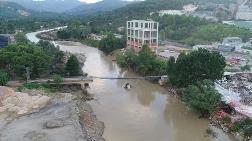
left=0, top=86, right=105, bottom=141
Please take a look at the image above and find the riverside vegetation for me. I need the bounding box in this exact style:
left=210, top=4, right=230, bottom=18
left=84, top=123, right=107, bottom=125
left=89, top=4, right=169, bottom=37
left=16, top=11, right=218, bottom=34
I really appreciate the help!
left=0, top=34, right=81, bottom=84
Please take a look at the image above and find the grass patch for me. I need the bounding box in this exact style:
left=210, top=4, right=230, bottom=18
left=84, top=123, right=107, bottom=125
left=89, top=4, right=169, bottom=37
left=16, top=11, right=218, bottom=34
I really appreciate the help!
left=17, top=82, right=63, bottom=96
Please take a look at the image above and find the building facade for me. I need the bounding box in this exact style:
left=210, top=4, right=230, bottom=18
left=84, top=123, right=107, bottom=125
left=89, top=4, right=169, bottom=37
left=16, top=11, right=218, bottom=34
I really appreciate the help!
left=127, top=20, right=159, bottom=53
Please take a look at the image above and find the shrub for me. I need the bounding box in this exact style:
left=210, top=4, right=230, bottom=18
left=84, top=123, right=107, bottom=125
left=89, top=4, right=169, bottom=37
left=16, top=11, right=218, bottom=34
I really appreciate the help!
left=0, top=70, right=10, bottom=86
left=182, top=80, right=221, bottom=116
left=52, top=74, right=63, bottom=83
left=223, top=116, right=232, bottom=124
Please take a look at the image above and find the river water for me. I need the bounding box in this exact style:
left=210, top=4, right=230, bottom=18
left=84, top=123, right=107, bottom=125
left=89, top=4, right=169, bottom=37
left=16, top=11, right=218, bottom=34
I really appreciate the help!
left=27, top=30, right=239, bottom=141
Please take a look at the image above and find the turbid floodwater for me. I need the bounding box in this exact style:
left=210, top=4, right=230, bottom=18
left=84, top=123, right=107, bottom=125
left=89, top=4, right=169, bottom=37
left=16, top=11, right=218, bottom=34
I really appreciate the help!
left=27, top=30, right=240, bottom=141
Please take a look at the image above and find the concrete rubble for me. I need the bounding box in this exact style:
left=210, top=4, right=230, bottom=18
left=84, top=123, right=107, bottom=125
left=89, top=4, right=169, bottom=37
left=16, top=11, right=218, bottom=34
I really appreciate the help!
left=216, top=73, right=252, bottom=117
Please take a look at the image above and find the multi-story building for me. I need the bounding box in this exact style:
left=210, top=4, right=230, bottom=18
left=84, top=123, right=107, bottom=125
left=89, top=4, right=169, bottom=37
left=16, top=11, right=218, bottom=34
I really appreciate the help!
left=126, top=20, right=159, bottom=53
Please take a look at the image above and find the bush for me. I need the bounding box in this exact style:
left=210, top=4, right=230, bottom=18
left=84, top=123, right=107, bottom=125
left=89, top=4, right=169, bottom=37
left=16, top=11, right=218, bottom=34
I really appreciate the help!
left=231, top=121, right=243, bottom=132
left=0, top=70, right=10, bottom=86
left=52, top=74, right=63, bottom=83
left=182, top=80, right=221, bottom=116
left=230, top=118, right=252, bottom=135
left=223, top=116, right=232, bottom=124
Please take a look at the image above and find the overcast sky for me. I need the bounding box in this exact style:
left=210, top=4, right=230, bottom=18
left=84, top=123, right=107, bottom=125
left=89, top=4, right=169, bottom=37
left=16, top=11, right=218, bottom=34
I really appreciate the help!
left=79, top=0, right=143, bottom=4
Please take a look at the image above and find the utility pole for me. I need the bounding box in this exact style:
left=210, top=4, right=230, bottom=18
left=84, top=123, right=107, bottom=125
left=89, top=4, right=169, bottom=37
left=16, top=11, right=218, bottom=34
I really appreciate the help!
left=26, top=67, right=30, bottom=82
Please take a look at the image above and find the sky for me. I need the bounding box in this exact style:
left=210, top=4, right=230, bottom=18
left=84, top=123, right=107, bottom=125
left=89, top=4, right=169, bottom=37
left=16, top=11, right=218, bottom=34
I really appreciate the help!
left=79, top=0, right=102, bottom=3
left=79, top=0, right=143, bottom=4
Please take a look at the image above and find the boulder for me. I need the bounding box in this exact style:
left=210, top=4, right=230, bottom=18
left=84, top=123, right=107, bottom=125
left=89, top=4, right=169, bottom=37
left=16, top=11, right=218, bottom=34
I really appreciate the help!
left=0, top=86, right=51, bottom=117
left=45, top=119, right=64, bottom=129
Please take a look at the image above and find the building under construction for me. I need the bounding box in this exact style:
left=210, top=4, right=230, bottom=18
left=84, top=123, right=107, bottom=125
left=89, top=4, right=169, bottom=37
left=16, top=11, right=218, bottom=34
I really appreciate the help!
left=126, top=20, right=159, bottom=53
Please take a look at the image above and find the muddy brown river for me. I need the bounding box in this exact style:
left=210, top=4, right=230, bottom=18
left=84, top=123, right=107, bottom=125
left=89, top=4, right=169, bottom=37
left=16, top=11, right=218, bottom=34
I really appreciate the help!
left=27, top=30, right=240, bottom=141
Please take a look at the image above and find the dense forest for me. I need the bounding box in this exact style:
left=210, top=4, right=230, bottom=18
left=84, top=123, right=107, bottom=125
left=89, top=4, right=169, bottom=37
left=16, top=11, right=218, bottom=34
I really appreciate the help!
left=154, top=15, right=252, bottom=45
left=0, top=1, right=74, bottom=34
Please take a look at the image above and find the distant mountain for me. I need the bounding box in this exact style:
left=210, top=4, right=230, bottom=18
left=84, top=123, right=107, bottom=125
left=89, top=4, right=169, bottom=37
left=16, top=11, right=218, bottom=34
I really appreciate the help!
left=67, top=0, right=132, bottom=16
left=0, top=1, right=30, bottom=18
left=8, top=0, right=84, bottom=13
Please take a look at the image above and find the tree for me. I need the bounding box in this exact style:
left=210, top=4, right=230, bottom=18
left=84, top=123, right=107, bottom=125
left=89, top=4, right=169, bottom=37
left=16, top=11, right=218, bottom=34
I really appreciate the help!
left=135, top=45, right=157, bottom=75
left=168, top=48, right=226, bottom=87
left=65, top=55, right=80, bottom=76
left=15, top=32, right=28, bottom=43
left=166, top=56, right=176, bottom=84
left=241, top=64, right=251, bottom=72
left=0, top=43, right=51, bottom=79
left=182, top=79, right=221, bottom=116
left=98, top=34, right=125, bottom=54
left=37, top=40, right=65, bottom=75
left=0, top=70, right=9, bottom=86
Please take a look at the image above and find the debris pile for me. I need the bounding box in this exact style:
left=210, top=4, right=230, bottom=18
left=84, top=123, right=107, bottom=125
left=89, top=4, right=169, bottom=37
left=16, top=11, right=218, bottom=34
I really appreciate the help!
left=0, top=86, right=51, bottom=117
left=219, top=73, right=252, bottom=106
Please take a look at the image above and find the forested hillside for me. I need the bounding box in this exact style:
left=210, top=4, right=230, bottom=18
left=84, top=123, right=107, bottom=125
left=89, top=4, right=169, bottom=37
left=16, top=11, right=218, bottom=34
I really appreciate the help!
left=8, top=0, right=83, bottom=13
left=68, top=0, right=131, bottom=16
left=0, top=1, right=74, bottom=34
left=88, top=0, right=194, bottom=32
left=0, top=1, right=30, bottom=18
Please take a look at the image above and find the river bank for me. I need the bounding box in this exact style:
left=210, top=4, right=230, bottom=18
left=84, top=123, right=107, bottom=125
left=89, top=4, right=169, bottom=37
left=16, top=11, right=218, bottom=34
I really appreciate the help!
left=0, top=85, right=105, bottom=141
left=24, top=28, right=242, bottom=141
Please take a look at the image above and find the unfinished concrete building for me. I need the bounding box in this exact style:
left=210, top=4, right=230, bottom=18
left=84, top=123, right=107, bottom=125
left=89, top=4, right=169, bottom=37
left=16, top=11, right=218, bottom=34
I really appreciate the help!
left=126, top=20, right=159, bottom=53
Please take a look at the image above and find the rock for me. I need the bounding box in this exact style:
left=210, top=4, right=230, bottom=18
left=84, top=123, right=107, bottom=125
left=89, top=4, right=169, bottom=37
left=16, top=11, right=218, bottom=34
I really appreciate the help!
left=8, top=106, right=20, bottom=113
left=0, top=87, right=15, bottom=100
left=24, top=131, right=49, bottom=141
left=17, top=109, right=28, bottom=115
left=45, top=119, right=64, bottom=129
left=34, top=96, right=51, bottom=108
left=0, top=86, right=51, bottom=117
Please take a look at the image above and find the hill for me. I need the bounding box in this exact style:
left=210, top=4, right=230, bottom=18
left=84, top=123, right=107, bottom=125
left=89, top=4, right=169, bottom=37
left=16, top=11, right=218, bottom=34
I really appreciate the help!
left=88, top=0, right=194, bottom=32
left=8, top=0, right=84, bottom=13
left=68, top=0, right=132, bottom=16
left=0, top=1, right=30, bottom=18
left=87, top=0, right=238, bottom=32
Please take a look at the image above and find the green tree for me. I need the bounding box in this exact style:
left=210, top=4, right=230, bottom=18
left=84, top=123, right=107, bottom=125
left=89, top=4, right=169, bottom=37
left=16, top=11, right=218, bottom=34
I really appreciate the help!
left=168, top=48, right=226, bottom=87
left=241, top=64, right=251, bottom=72
left=65, top=55, right=80, bottom=76
left=15, top=32, right=28, bottom=43
left=166, top=56, right=176, bottom=84
left=0, top=70, right=9, bottom=86
left=182, top=79, right=221, bottom=116
left=98, top=34, right=125, bottom=54
left=37, top=40, right=65, bottom=75
left=0, top=43, right=51, bottom=79
left=135, top=45, right=156, bottom=75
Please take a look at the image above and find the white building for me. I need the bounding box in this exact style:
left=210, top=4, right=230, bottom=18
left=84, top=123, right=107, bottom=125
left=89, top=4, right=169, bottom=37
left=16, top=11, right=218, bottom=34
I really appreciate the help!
left=126, top=20, right=159, bottom=53
left=158, top=10, right=184, bottom=16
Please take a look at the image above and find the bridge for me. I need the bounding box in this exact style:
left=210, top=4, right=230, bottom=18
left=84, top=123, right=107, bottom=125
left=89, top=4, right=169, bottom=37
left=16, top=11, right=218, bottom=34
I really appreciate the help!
left=28, top=75, right=168, bottom=89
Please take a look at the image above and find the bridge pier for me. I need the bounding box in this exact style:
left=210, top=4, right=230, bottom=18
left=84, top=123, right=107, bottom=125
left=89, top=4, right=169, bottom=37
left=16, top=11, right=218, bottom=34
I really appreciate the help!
left=81, top=83, right=90, bottom=90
